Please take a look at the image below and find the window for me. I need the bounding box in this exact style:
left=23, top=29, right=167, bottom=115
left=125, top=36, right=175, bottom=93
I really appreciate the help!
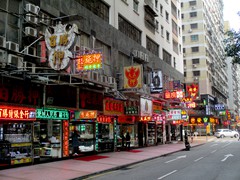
left=193, top=71, right=200, bottom=76
left=181, top=2, right=183, bottom=7
left=155, top=20, right=159, bottom=31
left=160, top=4, right=163, bottom=15
left=189, top=1, right=197, bottom=6
left=171, top=2, right=177, bottom=19
left=184, top=72, right=186, bottom=77
left=191, top=35, right=198, bottom=41
left=190, top=23, right=198, bottom=29
left=166, top=31, right=170, bottom=41
left=118, top=15, right=141, bottom=44
left=192, top=58, right=199, bottom=64
left=173, top=57, right=176, bottom=68
left=133, top=0, right=139, bottom=12
left=155, top=0, right=158, bottom=8
left=78, top=0, right=109, bottom=22
left=181, top=14, right=184, bottom=19
left=191, top=47, right=199, bottom=52
left=182, top=25, right=185, bottom=30
left=190, top=12, right=197, bottom=17
left=183, top=48, right=186, bottom=53
left=146, top=36, right=159, bottom=56
left=163, top=49, right=171, bottom=65
left=184, top=59, right=186, bottom=65
left=182, top=36, right=185, bottom=42
left=173, top=40, right=178, bottom=54
left=165, top=11, right=169, bottom=22
left=172, top=20, right=178, bottom=36
left=161, top=26, right=164, bottom=37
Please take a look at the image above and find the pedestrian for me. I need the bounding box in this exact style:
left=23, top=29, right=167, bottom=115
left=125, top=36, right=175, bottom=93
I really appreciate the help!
left=72, top=130, right=80, bottom=155
left=126, top=132, right=131, bottom=150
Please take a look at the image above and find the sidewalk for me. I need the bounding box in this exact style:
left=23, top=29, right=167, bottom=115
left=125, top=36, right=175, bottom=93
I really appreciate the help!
left=0, top=136, right=215, bottom=180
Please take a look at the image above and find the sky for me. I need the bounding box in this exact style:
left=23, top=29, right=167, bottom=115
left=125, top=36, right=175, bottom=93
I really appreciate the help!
left=223, top=0, right=240, bottom=31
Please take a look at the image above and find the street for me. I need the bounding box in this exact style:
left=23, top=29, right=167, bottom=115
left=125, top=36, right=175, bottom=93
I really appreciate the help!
left=85, top=137, right=240, bottom=180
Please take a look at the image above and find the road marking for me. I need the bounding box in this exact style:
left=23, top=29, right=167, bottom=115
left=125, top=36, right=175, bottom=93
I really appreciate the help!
left=222, top=142, right=231, bottom=148
left=211, top=150, right=217, bottom=153
left=210, top=144, right=218, bottom=147
left=221, top=154, right=233, bottom=162
left=158, top=170, right=178, bottom=179
left=164, top=155, right=186, bottom=163
left=194, top=157, right=203, bottom=162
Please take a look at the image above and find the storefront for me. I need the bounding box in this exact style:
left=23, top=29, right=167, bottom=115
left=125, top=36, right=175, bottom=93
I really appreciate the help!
left=70, top=110, right=97, bottom=154
left=139, top=98, right=153, bottom=146
left=166, top=109, right=182, bottom=141
left=0, top=105, right=36, bottom=167
left=34, top=108, right=69, bottom=163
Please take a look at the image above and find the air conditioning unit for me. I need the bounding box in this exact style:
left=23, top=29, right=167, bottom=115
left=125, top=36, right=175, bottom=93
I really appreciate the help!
left=100, top=75, right=108, bottom=84
left=188, top=29, right=192, bottom=33
left=24, top=46, right=36, bottom=56
left=184, top=66, right=187, bottom=70
left=191, top=6, right=196, bottom=10
left=39, top=12, right=49, bottom=25
left=25, top=14, right=38, bottom=24
left=7, top=54, right=23, bottom=68
left=6, top=41, right=19, bottom=52
left=144, top=54, right=149, bottom=63
left=25, top=27, right=37, bottom=37
left=91, top=71, right=99, bottom=81
left=108, top=77, right=116, bottom=84
left=0, top=36, right=6, bottom=48
left=192, top=64, right=197, bottom=68
left=25, top=3, right=40, bottom=15
left=183, top=53, right=186, bottom=57
left=0, top=50, right=7, bottom=65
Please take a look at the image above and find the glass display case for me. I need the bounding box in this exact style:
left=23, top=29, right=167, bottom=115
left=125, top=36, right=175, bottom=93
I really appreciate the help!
left=1, top=122, right=33, bottom=166
left=148, top=122, right=156, bottom=146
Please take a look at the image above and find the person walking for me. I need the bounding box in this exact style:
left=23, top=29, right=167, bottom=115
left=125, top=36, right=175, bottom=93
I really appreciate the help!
left=126, top=132, right=131, bottom=150
left=72, top=130, right=80, bottom=156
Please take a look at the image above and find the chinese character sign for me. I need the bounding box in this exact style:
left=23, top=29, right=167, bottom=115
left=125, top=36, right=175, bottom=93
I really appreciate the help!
left=76, top=52, right=102, bottom=71
left=124, top=65, right=143, bottom=89
left=167, top=109, right=182, bottom=120
left=36, top=108, right=69, bottom=120
left=45, top=23, right=78, bottom=70
left=0, top=106, right=36, bottom=121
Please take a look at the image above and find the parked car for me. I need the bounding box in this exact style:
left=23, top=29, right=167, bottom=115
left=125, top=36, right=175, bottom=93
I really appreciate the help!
left=214, top=129, right=239, bottom=138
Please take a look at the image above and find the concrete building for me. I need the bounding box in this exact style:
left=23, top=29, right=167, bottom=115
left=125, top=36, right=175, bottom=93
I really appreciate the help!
left=181, top=0, right=227, bottom=105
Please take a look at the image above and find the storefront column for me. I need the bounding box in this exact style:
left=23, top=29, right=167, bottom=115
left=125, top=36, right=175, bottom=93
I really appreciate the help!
left=162, top=121, right=166, bottom=144
left=168, top=122, right=171, bottom=143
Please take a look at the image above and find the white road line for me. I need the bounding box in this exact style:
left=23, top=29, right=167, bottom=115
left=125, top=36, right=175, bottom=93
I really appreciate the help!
left=158, top=170, right=178, bottom=179
left=222, top=142, right=231, bottom=148
left=210, top=144, right=218, bottom=147
left=194, top=157, right=203, bottom=162
left=211, top=150, right=217, bottom=153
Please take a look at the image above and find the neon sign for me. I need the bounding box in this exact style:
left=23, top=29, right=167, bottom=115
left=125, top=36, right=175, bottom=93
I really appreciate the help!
left=63, top=120, right=69, bottom=157
left=36, top=108, right=69, bottom=120
left=76, top=53, right=102, bottom=71
left=164, top=90, right=184, bottom=99
left=0, top=106, right=36, bottom=121
left=104, top=99, right=124, bottom=115
left=78, top=110, right=97, bottom=119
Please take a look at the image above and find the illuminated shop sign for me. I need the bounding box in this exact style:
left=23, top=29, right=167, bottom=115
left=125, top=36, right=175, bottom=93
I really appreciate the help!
left=153, top=102, right=162, bottom=114
left=139, top=116, right=151, bottom=121
left=45, top=23, right=78, bottom=70
left=75, top=110, right=97, bottom=119
left=125, top=107, right=138, bottom=115
left=164, top=90, right=184, bottom=99
left=186, top=84, right=198, bottom=99
left=97, top=116, right=112, bottom=123
left=167, top=109, right=181, bottom=120
left=104, top=99, right=124, bottom=116
left=0, top=106, right=36, bottom=121
left=63, top=120, right=69, bottom=157
left=36, top=108, right=69, bottom=120
left=76, top=52, right=103, bottom=71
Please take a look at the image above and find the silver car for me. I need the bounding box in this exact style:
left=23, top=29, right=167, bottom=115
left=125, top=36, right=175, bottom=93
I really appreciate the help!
left=215, top=129, right=239, bottom=138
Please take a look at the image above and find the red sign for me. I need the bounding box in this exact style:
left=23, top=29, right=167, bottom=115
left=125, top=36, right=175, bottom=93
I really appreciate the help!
left=62, top=120, right=69, bottom=157
left=118, top=116, right=135, bottom=123
left=139, top=116, right=151, bottom=122
left=164, top=90, right=184, bottom=99
left=97, top=116, right=112, bottom=123
left=0, top=106, right=36, bottom=121
left=104, top=99, right=124, bottom=115
left=186, top=84, right=198, bottom=99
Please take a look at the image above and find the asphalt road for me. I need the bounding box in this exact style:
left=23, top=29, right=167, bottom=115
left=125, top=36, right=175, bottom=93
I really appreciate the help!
left=85, top=137, right=240, bottom=180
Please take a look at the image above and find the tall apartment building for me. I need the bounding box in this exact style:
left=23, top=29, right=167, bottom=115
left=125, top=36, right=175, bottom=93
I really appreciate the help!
left=181, top=0, right=228, bottom=105
left=224, top=21, right=240, bottom=119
